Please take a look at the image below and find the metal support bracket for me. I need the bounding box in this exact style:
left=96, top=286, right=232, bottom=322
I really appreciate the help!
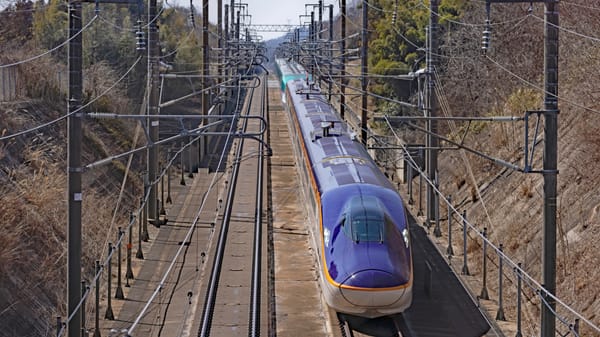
left=523, top=110, right=559, bottom=174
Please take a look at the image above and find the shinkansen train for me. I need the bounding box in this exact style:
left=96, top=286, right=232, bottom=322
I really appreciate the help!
left=276, top=58, right=413, bottom=318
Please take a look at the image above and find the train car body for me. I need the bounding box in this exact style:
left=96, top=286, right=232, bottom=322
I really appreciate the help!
left=276, top=59, right=413, bottom=318
left=275, top=59, right=307, bottom=92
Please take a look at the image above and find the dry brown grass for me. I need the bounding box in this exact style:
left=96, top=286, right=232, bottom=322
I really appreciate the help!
left=0, top=57, right=137, bottom=334
left=427, top=1, right=600, bottom=335
left=0, top=135, right=131, bottom=334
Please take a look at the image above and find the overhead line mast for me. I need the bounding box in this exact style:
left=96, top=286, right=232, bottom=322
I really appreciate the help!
left=426, top=0, right=439, bottom=231
left=485, top=1, right=559, bottom=336
left=67, top=2, right=83, bottom=336
left=147, top=0, right=160, bottom=226
left=201, top=0, right=209, bottom=165
left=340, top=0, right=346, bottom=120
left=66, top=0, right=140, bottom=335
left=360, top=0, right=368, bottom=145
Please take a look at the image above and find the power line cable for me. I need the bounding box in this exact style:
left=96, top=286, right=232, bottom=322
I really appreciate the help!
left=484, top=54, right=600, bottom=115
left=0, top=14, right=99, bottom=68
left=433, top=69, right=496, bottom=231
left=382, top=116, right=600, bottom=335
left=0, top=54, right=142, bottom=142
left=97, top=14, right=137, bottom=31
left=418, top=1, right=531, bottom=28
left=362, top=0, right=422, bottom=14
left=302, top=46, right=598, bottom=332
left=303, top=4, right=600, bottom=333
left=126, top=74, right=252, bottom=336
left=162, top=28, right=197, bottom=58
left=530, top=13, right=600, bottom=43
left=124, top=44, right=262, bottom=333
left=561, top=0, right=600, bottom=11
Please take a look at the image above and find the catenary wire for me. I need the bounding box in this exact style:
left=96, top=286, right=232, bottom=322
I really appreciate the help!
left=530, top=13, right=600, bottom=43
left=0, top=54, right=143, bottom=142
left=298, top=45, right=599, bottom=332
left=0, top=14, right=99, bottom=68
left=290, top=6, right=600, bottom=332
left=484, top=54, right=600, bottom=115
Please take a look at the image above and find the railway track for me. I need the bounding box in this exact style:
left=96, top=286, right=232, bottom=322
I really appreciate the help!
left=95, top=73, right=489, bottom=337
left=99, top=74, right=457, bottom=337
left=336, top=312, right=407, bottom=337
left=267, top=78, right=334, bottom=336
left=268, top=75, right=404, bottom=337
left=196, top=76, right=269, bottom=336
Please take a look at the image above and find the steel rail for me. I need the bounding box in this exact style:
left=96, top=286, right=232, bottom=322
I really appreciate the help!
left=249, top=73, right=266, bottom=336
left=198, top=80, right=255, bottom=337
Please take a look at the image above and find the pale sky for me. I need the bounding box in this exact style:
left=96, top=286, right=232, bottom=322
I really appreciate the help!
left=0, top=0, right=342, bottom=40
left=192, top=0, right=342, bottom=40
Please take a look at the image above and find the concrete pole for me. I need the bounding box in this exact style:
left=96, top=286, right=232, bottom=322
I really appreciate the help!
left=541, top=2, right=559, bottom=336
left=67, top=2, right=83, bottom=336
left=147, top=0, right=159, bottom=225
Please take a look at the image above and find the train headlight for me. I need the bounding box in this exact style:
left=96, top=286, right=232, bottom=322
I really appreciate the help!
left=402, top=228, right=409, bottom=248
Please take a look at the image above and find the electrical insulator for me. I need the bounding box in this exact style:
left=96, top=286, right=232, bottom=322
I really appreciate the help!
left=481, top=20, right=491, bottom=53
left=481, top=30, right=491, bottom=52
left=136, top=20, right=146, bottom=51
left=392, top=12, right=397, bottom=25
left=189, top=12, right=195, bottom=28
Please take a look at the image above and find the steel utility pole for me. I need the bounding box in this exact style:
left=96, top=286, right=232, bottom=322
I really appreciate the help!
left=311, top=11, right=315, bottom=80
left=360, top=0, right=368, bottom=145
left=230, top=0, right=234, bottom=32
left=295, top=29, right=300, bottom=63
left=147, top=0, right=159, bottom=225
left=66, top=0, right=141, bottom=334
left=67, top=1, right=83, bottom=336
left=201, top=0, right=209, bottom=165
left=340, top=0, right=346, bottom=120
left=486, top=1, right=559, bottom=336
left=218, top=0, right=222, bottom=114
left=318, top=0, right=323, bottom=40
left=328, top=4, right=333, bottom=101
left=318, top=0, right=323, bottom=90
left=541, top=2, right=559, bottom=336
left=236, top=10, right=240, bottom=46
left=224, top=4, right=229, bottom=85
left=426, top=0, right=439, bottom=227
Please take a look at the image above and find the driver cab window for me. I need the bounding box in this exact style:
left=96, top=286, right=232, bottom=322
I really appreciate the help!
left=342, top=195, right=385, bottom=243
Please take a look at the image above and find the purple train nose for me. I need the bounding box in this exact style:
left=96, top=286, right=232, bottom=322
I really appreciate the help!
left=339, top=270, right=404, bottom=307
